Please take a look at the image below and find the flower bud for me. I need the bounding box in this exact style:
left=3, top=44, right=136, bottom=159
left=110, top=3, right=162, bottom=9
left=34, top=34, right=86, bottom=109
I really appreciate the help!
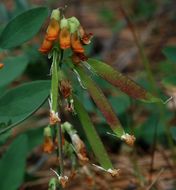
left=44, top=126, right=52, bottom=137
left=50, top=9, right=60, bottom=21
left=0, top=63, right=4, bottom=69
left=43, top=126, right=54, bottom=153
left=59, top=18, right=71, bottom=49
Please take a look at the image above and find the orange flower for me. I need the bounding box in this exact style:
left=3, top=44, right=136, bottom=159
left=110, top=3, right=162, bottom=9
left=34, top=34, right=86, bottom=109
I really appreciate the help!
left=71, top=31, right=84, bottom=53
left=0, top=63, right=4, bottom=69
left=43, top=136, right=54, bottom=153
left=46, top=18, right=60, bottom=41
left=39, top=38, right=53, bottom=53
left=59, top=18, right=71, bottom=49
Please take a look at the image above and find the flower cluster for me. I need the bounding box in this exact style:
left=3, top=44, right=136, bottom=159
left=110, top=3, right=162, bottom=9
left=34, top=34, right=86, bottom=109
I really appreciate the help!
left=39, top=9, right=93, bottom=63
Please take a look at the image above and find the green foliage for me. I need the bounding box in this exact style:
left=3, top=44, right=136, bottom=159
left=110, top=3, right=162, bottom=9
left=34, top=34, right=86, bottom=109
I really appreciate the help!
left=0, top=135, right=28, bottom=190
left=25, top=127, right=44, bottom=152
left=0, top=7, right=48, bottom=49
left=0, top=55, right=29, bottom=87
left=73, top=96, right=113, bottom=170
left=133, top=0, right=156, bottom=20
left=162, top=76, right=176, bottom=86
left=0, top=123, right=11, bottom=145
left=109, top=94, right=130, bottom=115
left=170, top=127, right=176, bottom=141
left=162, top=46, right=176, bottom=63
left=0, top=80, right=50, bottom=134
left=135, top=114, right=165, bottom=145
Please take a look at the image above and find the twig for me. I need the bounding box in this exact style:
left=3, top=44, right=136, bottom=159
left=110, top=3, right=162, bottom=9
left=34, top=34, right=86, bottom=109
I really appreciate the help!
left=146, top=168, right=164, bottom=190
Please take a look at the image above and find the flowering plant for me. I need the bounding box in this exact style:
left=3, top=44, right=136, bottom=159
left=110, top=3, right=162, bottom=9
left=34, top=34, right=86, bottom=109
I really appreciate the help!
left=0, top=6, right=164, bottom=189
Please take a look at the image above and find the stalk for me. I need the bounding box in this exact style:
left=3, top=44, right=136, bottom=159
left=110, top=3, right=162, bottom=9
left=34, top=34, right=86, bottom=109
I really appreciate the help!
left=50, top=48, right=64, bottom=176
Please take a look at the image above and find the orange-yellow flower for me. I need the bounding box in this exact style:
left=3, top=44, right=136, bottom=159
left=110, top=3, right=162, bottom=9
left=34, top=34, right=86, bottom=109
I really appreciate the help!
left=43, top=126, right=55, bottom=153
left=59, top=18, right=71, bottom=49
left=43, top=136, right=54, bottom=153
left=46, top=18, right=60, bottom=41
left=0, top=63, right=4, bottom=69
left=39, top=38, right=53, bottom=53
left=71, top=32, right=84, bottom=53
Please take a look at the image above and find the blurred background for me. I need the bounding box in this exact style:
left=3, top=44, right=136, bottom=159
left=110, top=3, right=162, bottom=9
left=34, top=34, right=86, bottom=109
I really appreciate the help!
left=0, top=0, right=176, bottom=190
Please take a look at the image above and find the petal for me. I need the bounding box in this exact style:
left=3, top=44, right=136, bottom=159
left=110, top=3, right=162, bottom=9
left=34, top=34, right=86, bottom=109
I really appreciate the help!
left=39, top=37, right=53, bottom=53
left=71, top=32, right=84, bottom=53
left=46, top=18, right=60, bottom=41
left=59, top=27, right=71, bottom=49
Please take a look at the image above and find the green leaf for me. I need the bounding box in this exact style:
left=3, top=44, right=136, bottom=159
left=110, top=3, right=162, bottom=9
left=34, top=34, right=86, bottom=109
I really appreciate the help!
left=25, top=127, right=44, bottom=152
left=0, top=123, right=11, bottom=145
left=73, top=95, right=113, bottom=170
left=88, top=58, right=162, bottom=103
left=0, top=80, right=50, bottom=134
left=109, top=94, right=130, bottom=115
left=162, top=46, right=176, bottom=63
left=74, top=66, right=124, bottom=138
left=134, top=114, right=164, bottom=145
left=0, top=135, right=28, bottom=190
left=0, top=55, right=29, bottom=87
left=162, top=76, right=176, bottom=87
left=0, top=7, right=48, bottom=49
left=170, top=127, right=176, bottom=141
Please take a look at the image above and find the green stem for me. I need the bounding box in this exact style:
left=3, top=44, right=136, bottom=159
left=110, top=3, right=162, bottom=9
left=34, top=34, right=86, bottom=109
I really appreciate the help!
left=58, top=122, right=64, bottom=175
left=51, top=49, right=64, bottom=176
left=51, top=50, right=59, bottom=112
